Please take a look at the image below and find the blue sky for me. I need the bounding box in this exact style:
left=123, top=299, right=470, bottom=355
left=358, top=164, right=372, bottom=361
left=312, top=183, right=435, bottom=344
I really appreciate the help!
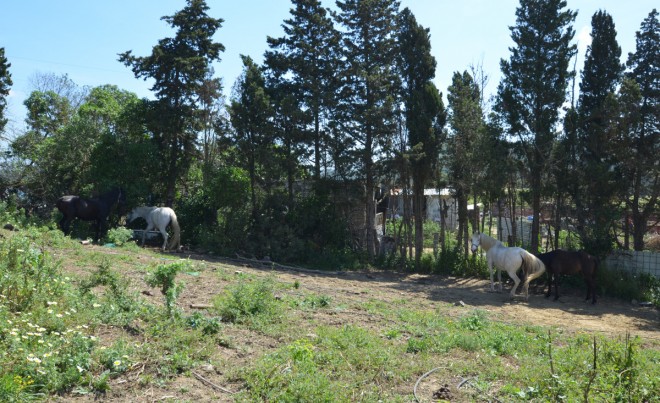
left=1, top=0, right=657, bottom=135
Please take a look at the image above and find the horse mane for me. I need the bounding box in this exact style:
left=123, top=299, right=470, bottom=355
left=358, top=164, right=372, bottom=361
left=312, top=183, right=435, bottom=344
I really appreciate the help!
left=479, top=232, right=500, bottom=250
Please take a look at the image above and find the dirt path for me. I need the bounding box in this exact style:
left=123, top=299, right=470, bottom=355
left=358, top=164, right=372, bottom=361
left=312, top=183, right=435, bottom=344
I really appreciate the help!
left=53, top=243, right=659, bottom=342
left=166, top=251, right=658, bottom=341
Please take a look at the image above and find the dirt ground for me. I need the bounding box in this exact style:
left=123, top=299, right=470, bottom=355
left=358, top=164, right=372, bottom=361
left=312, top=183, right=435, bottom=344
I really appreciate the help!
left=52, top=245, right=659, bottom=402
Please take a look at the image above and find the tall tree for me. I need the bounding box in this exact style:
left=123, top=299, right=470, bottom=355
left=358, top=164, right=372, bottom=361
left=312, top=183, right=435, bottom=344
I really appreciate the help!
left=397, top=7, right=445, bottom=266
left=496, top=0, right=576, bottom=252
left=229, top=55, right=274, bottom=219
left=575, top=10, right=624, bottom=255
left=334, top=0, right=401, bottom=258
left=624, top=9, right=660, bottom=250
left=447, top=71, right=483, bottom=257
left=196, top=68, right=226, bottom=184
left=0, top=47, right=12, bottom=136
left=265, top=0, right=340, bottom=181
left=28, top=72, right=89, bottom=110
left=119, top=0, right=224, bottom=206
left=10, top=91, right=75, bottom=200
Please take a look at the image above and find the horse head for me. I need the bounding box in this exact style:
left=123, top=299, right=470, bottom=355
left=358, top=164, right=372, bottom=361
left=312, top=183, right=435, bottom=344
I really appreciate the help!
left=126, top=207, right=140, bottom=224
left=470, top=232, right=481, bottom=252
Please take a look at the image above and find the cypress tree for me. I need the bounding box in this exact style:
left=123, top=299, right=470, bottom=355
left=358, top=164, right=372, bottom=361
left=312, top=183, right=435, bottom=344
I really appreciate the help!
left=264, top=0, right=341, bottom=181
left=624, top=9, right=660, bottom=250
left=495, top=0, right=576, bottom=252
left=334, top=0, right=401, bottom=258
left=397, top=7, right=446, bottom=266
left=0, top=47, right=12, bottom=135
left=575, top=10, right=624, bottom=255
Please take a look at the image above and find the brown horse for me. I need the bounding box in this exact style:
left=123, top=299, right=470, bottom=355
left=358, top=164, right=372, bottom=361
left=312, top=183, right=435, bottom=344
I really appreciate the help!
left=56, top=188, right=125, bottom=242
left=536, top=250, right=598, bottom=304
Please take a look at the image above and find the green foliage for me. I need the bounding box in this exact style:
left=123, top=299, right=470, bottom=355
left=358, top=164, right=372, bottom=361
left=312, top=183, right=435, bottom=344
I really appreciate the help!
left=240, top=325, right=401, bottom=402
left=535, top=333, right=657, bottom=402
left=459, top=309, right=488, bottom=331
left=0, top=235, right=62, bottom=312
left=298, top=294, right=331, bottom=310
left=212, top=275, right=282, bottom=325
left=176, top=164, right=251, bottom=254
left=145, top=261, right=190, bottom=317
left=0, top=234, right=96, bottom=396
left=252, top=191, right=354, bottom=266
left=264, top=0, right=341, bottom=179
left=185, top=312, right=221, bottom=336
left=497, top=0, right=577, bottom=251
left=119, top=0, right=225, bottom=202
left=0, top=47, right=12, bottom=133
left=104, top=226, right=134, bottom=246
left=598, top=265, right=660, bottom=307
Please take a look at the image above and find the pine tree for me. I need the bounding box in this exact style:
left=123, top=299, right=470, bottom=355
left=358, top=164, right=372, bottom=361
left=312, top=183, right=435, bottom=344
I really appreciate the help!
left=0, top=47, right=12, bottom=136
left=397, top=7, right=445, bottom=266
left=447, top=71, right=483, bottom=256
left=624, top=9, right=659, bottom=250
left=119, top=0, right=224, bottom=206
left=229, top=56, right=274, bottom=219
left=264, top=0, right=340, bottom=181
left=575, top=10, right=624, bottom=255
left=334, top=0, right=401, bottom=258
left=495, top=0, right=576, bottom=252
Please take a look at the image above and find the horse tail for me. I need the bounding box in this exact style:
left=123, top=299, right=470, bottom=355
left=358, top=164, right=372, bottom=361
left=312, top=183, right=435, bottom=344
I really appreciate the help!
left=521, top=250, right=546, bottom=283
left=167, top=211, right=181, bottom=251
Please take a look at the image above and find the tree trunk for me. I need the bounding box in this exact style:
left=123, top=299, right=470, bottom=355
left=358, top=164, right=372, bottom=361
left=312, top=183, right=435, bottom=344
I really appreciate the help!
left=457, top=187, right=468, bottom=260
left=413, top=185, right=424, bottom=267
left=530, top=174, right=541, bottom=253
left=165, top=136, right=179, bottom=207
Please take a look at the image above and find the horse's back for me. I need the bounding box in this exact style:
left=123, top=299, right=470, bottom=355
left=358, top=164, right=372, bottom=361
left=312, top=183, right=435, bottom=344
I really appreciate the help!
left=150, top=207, right=176, bottom=226
left=541, top=249, right=596, bottom=276
left=489, top=244, right=526, bottom=270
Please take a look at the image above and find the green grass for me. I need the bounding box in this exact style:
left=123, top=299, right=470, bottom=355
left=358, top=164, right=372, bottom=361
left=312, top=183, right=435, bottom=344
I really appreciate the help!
left=0, top=216, right=658, bottom=402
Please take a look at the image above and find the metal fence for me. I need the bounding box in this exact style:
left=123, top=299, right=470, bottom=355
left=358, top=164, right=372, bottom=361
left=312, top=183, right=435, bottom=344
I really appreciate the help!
left=605, top=250, right=660, bottom=278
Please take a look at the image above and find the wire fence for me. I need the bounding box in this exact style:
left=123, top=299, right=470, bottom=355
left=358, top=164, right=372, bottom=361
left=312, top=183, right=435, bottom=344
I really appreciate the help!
left=605, top=250, right=660, bottom=278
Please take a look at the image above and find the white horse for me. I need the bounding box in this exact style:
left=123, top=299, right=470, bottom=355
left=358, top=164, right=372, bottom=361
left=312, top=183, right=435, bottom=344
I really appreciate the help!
left=470, top=232, right=545, bottom=300
left=127, top=206, right=181, bottom=252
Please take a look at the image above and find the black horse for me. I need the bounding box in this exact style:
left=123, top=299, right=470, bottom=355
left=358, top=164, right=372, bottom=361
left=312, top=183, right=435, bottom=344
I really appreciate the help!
left=536, top=249, right=599, bottom=304
left=56, top=187, right=125, bottom=242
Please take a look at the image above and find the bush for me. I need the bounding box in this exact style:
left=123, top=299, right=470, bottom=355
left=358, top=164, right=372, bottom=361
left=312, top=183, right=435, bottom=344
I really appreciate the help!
left=104, top=226, right=134, bottom=246
left=212, top=276, right=281, bottom=325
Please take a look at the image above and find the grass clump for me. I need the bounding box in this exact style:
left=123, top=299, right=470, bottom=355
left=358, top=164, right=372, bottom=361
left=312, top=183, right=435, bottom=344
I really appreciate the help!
left=238, top=325, right=407, bottom=402
left=212, top=275, right=282, bottom=326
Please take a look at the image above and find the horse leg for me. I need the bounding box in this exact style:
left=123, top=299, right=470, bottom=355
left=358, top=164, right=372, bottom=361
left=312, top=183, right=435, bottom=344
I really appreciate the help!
left=509, top=271, right=521, bottom=299
left=488, top=260, right=495, bottom=292
left=142, top=223, right=154, bottom=247
left=497, top=267, right=503, bottom=292
left=553, top=275, right=560, bottom=301
left=61, top=218, right=71, bottom=235
left=591, top=281, right=597, bottom=304
left=586, top=278, right=597, bottom=304
left=159, top=226, right=169, bottom=251
left=545, top=273, right=553, bottom=298
left=96, top=220, right=106, bottom=243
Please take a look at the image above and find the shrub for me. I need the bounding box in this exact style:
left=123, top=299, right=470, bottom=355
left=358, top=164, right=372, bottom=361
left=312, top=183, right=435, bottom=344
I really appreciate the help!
left=213, top=276, right=281, bottom=325
left=104, top=226, right=134, bottom=246
left=145, top=261, right=190, bottom=317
